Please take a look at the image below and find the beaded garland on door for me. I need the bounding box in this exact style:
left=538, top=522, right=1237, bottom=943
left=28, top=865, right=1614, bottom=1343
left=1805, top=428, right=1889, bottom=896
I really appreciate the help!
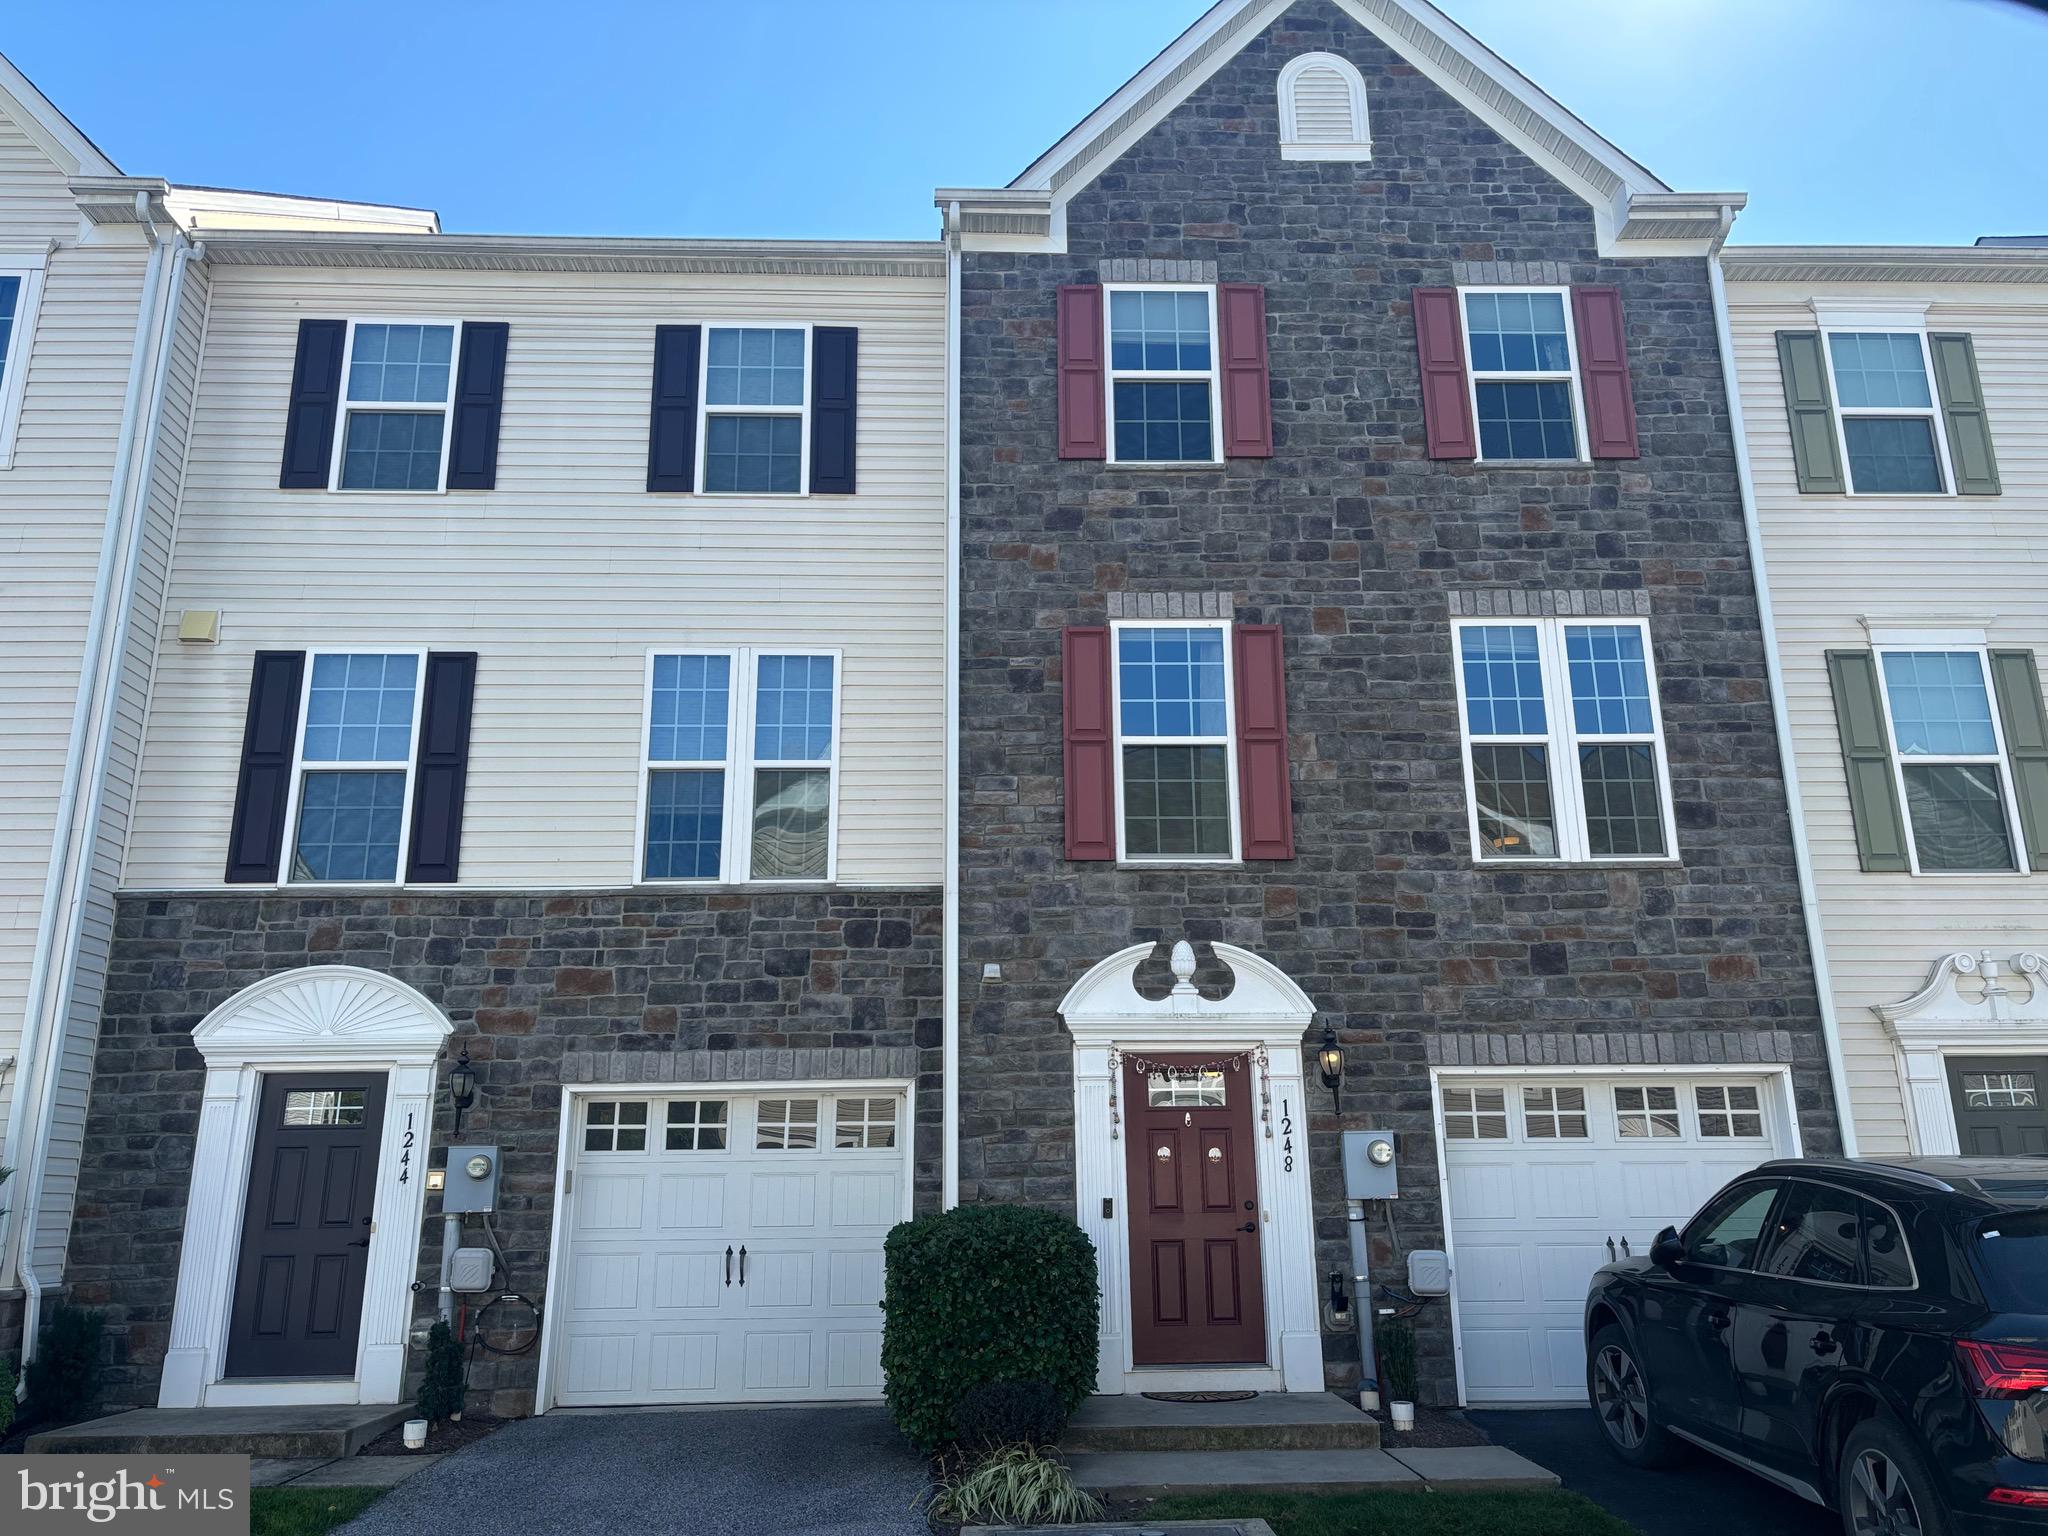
left=1107, top=1044, right=1273, bottom=1140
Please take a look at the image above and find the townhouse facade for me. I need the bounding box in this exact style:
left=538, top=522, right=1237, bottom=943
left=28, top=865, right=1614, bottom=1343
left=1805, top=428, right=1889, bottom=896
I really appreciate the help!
left=1726, top=241, right=2048, bottom=1164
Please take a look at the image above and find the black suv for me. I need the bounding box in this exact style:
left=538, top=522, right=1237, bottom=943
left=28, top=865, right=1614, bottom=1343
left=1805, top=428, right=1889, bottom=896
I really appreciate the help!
left=1584, top=1158, right=2048, bottom=1535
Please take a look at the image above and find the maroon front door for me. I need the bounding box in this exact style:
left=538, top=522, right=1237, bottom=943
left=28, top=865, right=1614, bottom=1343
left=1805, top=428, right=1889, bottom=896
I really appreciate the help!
left=1126, top=1055, right=1266, bottom=1365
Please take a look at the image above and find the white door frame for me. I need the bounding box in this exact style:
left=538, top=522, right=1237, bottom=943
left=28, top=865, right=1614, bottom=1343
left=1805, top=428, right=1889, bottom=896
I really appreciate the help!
left=1059, top=940, right=1324, bottom=1395
left=159, top=966, right=450, bottom=1409
left=1877, top=950, right=2048, bottom=1155
left=533, top=1077, right=915, bottom=1412
left=1430, top=1061, right=1802, bottom=1408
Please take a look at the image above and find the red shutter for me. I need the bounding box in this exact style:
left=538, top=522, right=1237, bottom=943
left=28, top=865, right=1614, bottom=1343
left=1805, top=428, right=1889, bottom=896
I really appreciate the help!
left=1233, top=624, right=1295, bottom=860
left=1063, top=626, right=1117, bottom=859
left=1412, top=287, right=1477, bottom=460
left=1218, top=283, right=1273, bottom=458
left=1057, top=284, right=1107, bottom=460
left=1572, top=285, right=1640, bottom=459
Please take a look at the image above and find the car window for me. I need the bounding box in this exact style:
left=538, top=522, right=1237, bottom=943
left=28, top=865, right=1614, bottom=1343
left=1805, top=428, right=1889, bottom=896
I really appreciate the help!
left=1685, top=1181, right=1781, bottom=1270
left=1759, top=1181, right=1863, bottom=1285
left=1973, top=1210, right=2048, bottom=1312
left=1861, top=1198, right=1915, bottom=1289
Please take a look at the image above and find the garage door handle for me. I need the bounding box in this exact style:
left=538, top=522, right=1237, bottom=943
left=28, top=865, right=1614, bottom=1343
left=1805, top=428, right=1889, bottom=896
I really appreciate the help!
left=1606, top=1237, right=1617, bottom=1262
left=725, top=1245, right=733, bottom=1287
left=739, top=1245, right=747, bottom=1286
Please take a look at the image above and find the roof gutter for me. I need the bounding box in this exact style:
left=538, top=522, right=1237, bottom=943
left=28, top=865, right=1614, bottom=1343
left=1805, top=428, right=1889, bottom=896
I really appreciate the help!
left=1706, top=232, right=1858, bottom=1158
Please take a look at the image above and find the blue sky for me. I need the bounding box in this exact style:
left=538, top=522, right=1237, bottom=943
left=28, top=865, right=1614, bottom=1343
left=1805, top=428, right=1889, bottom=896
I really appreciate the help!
left=7, top=1, right=2042, bottom=246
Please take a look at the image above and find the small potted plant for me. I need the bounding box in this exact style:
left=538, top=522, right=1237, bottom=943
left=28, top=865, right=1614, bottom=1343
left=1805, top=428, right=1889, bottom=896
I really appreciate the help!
left=1375, top=1316, right=1418, bottom=1431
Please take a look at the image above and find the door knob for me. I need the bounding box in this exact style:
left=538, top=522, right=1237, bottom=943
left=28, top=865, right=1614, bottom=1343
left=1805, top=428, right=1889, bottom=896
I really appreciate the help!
left=347, top=1237, right=370, bottom=1249
left=1238, top=1221, right=1257, bottom=1234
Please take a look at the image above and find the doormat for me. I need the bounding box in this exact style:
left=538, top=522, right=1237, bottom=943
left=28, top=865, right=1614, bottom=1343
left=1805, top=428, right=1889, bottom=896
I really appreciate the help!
left=1140, top=1390, right=1258, bottom=1403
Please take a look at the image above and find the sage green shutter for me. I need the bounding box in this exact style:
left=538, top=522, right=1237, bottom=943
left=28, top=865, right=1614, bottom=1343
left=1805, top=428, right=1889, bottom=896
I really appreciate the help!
left=1990, top=649, right=2048, bottom=867
left=1776, top=331, right=1846, bottom=494
left=1928, top=333, right=2001, bottom=495
left=1825, top=650, right=1909, bottom=872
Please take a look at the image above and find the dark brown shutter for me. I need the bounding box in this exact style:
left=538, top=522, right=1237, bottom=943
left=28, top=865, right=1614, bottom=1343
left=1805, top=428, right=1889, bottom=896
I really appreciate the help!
left=225, top=651, right=306, bottom=883
left=1057, top=285, right=1107, bottom=460
left=1218, top=283, right=1273, bottom=458
left=1233, top=623, right=1295, bottom=859
left=647, top=324, right=701, bottom=492
left=1824, top=650, right=1909, bottom=873
left=278, top=320, right=346, bottom=489
left=405, top=652, right=478, bottom=884
left=1571, top=286, right=1639, bottom=459
left=1063, top=626, right=1116, bottom=859
left=1412, top=287, right=1476, bottom=459
left=445, top=322, right=509, bottom=490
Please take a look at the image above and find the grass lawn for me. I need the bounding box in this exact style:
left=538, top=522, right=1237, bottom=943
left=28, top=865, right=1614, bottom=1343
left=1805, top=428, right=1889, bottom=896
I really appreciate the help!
left=249, top=1487, right=385, bottom=1536
left=1143, top=1488, right=1639, bottom=1536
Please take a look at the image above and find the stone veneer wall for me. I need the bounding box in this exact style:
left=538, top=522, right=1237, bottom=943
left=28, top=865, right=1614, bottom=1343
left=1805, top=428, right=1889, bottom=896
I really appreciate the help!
left=954, top=0, right=1835, bottom=1403
left=65, top=889, right=940, bottom=1415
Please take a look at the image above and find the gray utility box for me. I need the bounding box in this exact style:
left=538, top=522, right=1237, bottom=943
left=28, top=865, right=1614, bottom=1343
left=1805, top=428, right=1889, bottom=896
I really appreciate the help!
left=1340, top=1129, right=1399, bottom=1201
left=441, top=1145, right=502, bottom=1214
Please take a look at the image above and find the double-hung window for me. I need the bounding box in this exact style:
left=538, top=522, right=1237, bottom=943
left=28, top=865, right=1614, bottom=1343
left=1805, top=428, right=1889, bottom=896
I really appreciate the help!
left=333, top=321, right=459, bottom=491
left=1112, top=621, right=1237, bottom=861
left=285, top=650, right=424, bottom=883
left=1461, top=289, right=1586, bottom=462
left=1873, top=648, right=2025, bottom=872
left=700, top=325, right=808, bottom=493
left=0, top=252, right=47, bottom=469
left=1454, top=617, right=1675, bottom=863
left=1106, top=286, right=1221, bottom=465
left=1823, top=330, right=1949, bottom=495
left=641, top=648, right=839, bottom=883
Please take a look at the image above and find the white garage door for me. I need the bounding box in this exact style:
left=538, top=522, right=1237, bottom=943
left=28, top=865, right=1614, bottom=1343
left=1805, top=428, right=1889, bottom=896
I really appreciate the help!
left=1440, top=1073, right=1792, bottom=1405
left=551, top=1088, right=908, bottom=1406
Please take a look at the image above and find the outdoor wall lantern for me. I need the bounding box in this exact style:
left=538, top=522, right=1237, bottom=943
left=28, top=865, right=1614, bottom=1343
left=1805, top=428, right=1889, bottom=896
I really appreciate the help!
left=447, top=1047, right=477, bottom=1136
left=1317, top=1022, right=1344, bottom=1112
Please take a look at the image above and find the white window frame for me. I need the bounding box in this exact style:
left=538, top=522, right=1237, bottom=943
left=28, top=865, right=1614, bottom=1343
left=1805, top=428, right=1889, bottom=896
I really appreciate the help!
left=1102, top=283, right=1224, bottom=467
left=694, top=320, right=813, bottom=497
left=1870, top=642, right=2028, bottom=876
left=277, top=644, right=429, bottom=888
left=1277, top=51, right=1372, bottom=161
left=1451, top=615, right=1679, bottom=866
left=1816, top=312, right=1955, bottom=498
left=327, top=317, right=462, bottom=494
left=1109, top=617, right=1240, bottom=865
left=0, top=250, right=49, bottom=471
left=1694, top=1082, right=1769, bottom=1140
left=1457, top=286, right=1589, bottom=464
left=636, top=645, right=843, bottom=887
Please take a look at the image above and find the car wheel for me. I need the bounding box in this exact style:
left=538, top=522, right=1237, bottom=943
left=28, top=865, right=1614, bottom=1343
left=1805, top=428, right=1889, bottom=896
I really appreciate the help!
left=1586, top=1324, right=1684, bottom=1468
left=1839, top=1417, right=1951, bottom=1536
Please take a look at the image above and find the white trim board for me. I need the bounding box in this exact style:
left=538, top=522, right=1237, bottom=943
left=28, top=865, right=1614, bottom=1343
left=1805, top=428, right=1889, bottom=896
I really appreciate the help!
left=1877, top=950, right=2048, bottom=1155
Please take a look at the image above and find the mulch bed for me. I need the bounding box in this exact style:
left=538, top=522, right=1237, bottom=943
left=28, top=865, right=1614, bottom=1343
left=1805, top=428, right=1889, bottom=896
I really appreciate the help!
left=358, top=1413, right=507, bottom=1457
left=1374, top=1403, right=1492, bottom=1448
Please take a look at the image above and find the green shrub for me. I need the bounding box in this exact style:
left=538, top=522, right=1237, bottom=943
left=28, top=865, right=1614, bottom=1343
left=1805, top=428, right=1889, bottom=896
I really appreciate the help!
left=1375, top=1315, right=1418, bottom=1403
left=881, top=1203, right=1098, bottom=1450
left=414, top=1319, right=465, bottom=1423
left=25, top=1305, right=105, bottom=1427
left=954, top=1379, right=1068, bottom=1452
left=0, top=1355, right=16, bottom=1438
left=929, top=1445, right=1105, bottom=1527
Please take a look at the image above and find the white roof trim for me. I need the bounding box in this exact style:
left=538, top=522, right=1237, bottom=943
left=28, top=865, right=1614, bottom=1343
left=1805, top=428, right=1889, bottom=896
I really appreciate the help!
left=0, top=51, right=120, bottom=177
left=1725, top=246, right=2048, bottom=287
left=199, top=231, right=947, bottom=279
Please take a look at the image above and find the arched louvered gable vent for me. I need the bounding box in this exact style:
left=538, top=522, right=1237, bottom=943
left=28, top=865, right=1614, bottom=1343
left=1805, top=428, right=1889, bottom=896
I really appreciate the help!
left=1278, top=51, right=1371, bottom=161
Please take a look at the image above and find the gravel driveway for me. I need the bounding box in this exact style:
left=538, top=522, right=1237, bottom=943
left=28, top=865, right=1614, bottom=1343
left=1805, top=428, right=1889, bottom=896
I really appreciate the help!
left=338, top=1405, right=929, bottom=1536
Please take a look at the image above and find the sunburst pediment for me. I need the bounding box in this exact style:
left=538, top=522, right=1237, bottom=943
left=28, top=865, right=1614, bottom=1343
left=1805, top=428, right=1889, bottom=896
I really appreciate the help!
left=194, top=965, right=452, bottom=1058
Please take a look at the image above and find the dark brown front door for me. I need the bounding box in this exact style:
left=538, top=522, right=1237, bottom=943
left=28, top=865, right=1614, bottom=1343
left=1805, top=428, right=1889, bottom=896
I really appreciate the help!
left=1949, top=1057, right=2048, bottom=1156
left=225, top=1072, right=386, bottom=1378
left=1126, top=1054, right=1266, bottom=1365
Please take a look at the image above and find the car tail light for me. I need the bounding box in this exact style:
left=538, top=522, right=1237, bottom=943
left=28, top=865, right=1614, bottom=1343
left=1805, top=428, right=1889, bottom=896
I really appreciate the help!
left=1989, top=1488, right=2048, bottom=1508
left=1959, top=1339, right=2048, bottom=1398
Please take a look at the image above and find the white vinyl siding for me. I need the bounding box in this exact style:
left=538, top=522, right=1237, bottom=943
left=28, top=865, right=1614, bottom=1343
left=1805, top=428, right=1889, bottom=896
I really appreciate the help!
left=1733, top=284, right=2048, bottom=1155
left=122, top=264, right=946, bottom=891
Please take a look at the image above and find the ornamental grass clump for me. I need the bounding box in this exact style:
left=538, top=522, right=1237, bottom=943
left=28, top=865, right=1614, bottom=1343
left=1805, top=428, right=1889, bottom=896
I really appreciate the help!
left=929, top=1444, right=1106, bottom=1527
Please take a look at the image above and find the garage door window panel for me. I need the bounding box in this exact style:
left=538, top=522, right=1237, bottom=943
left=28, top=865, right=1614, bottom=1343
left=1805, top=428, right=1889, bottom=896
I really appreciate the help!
left=1696, top=1084, right=1766, bottom=1139
left=1522, top=1085, right=1588, bottom=1139
left=1615, top=1084, right=1681, bottom=1139
left=584, top=1100, right=649, bottom=1153
left=665, top=1100, right=728, bottom=1151
left=834, top=1098, right=897, bottom=1150
left=756, top=1098, right=820, bottom=1151
left=1443, top=1086, right=1508, bottom=1140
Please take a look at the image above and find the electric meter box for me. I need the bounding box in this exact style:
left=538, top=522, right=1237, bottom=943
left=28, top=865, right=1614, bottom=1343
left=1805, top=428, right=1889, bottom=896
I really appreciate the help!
left=1408, top=1249, right=1451, bottom=1297
left=448, top=1247, right=494, bottom=1293
left=441, top=1144, right=502, bottom=1214
left=1340, top=1129, right=1399, bottom=1201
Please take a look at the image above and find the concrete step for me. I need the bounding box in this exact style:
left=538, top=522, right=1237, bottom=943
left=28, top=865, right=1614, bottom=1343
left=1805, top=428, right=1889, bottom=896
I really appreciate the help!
left=1066, top=1443, right=1559, bottom=1499
left=1065, top=1392, right=1379, bottom=1452
left=27, top=1404, right=408, bottom=1459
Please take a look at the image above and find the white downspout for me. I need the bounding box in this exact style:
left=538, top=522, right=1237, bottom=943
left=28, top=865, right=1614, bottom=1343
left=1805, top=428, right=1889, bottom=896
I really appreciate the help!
left=942, top=203, right=962, bottom=1208
left=2, top=199, right=175, bottom=1360
left=1707, top=239, right=1859, bottom=1157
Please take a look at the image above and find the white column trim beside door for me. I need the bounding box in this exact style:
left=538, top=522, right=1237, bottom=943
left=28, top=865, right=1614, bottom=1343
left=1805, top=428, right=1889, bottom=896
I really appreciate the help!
left=1876, top=950, right=2048, bottom=1156
left=159, top=966, right=451, bottom=1409
left=1060, top=939, right=1323, bottom=1395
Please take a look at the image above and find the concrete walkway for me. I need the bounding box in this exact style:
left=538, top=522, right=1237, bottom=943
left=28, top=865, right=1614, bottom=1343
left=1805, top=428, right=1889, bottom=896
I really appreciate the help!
left=336, top=1406, right=929, bottom=1536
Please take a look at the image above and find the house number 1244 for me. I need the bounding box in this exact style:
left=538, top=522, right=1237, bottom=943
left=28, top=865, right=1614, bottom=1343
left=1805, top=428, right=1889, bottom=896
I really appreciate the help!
left=399, top=1112, right=414, bottom=1184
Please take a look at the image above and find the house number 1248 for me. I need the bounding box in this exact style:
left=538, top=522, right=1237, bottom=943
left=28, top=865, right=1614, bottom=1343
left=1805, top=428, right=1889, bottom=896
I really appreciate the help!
left=1281, top=1100, right=1295, bottom=1173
